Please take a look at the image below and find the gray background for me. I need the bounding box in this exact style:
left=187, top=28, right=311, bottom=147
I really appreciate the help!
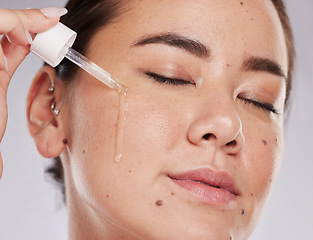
left=0, top=0, right=312, bottom=239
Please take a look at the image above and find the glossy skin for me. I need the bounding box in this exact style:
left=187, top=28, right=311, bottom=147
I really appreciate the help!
left=27, top=0, right=287, bottom=239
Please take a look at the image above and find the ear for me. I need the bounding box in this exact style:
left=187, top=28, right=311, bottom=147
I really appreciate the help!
left=27, top=66, right=66, bottom=158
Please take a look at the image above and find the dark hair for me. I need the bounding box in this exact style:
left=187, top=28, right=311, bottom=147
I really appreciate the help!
left=271, top=0, right=295, bottom=108
left=46, top=0, right=295, bottom=203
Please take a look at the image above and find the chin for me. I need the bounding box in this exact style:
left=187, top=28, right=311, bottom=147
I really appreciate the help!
left=133, top=215, right=251, bottom=240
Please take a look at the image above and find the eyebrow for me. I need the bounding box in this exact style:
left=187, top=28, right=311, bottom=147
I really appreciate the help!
left=241, top=57, right=287, bottom=79
left=132, top=33, right=210, bottom=59
left=132, top=33, right=286, bottom=80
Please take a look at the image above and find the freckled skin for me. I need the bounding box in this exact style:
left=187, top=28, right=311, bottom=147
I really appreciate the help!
left=54, top=0, right=288, bottom=239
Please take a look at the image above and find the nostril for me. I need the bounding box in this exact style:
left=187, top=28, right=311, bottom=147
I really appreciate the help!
left=226, top=140, right=237, bottom=148
left=202, top=133, right=213, bottom=140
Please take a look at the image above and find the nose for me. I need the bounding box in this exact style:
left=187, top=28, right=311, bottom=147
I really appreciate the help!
left=187, top=98, right=245, bottom=155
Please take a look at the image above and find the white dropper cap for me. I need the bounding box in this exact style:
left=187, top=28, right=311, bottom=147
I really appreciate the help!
left=29, top=22, right=127, bottom=93
left=30, top=22, right=77, bottom=67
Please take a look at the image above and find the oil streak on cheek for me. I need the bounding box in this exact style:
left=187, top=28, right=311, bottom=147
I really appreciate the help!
left=114, top=91, right=129, bottom=163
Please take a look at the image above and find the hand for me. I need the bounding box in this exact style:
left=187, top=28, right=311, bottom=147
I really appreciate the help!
left=0, top=7, right=67, bottom=179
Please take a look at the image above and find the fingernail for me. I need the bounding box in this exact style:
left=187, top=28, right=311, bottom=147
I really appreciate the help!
left=25, top=29, right=33, bottom=45
left=3, top=55, right=9, bottom=73
left=40, top=7, right=68, bottom=18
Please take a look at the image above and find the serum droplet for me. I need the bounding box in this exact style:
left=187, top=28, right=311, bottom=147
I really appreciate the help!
left=114, top=90, right=128, bottom=163
left=115, top=153, right=123, bottom=163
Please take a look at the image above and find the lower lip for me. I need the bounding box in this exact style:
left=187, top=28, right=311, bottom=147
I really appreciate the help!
left=171, top=179, right=237, bottom=205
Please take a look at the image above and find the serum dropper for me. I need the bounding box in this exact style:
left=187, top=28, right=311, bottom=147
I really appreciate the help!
left=30, top=22, right=127, bottom=93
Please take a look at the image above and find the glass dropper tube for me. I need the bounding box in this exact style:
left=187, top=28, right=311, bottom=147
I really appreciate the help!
left=64, top=46, right=127, bottom=94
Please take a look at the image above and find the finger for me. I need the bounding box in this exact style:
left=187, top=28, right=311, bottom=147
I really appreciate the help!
left=0, top=71, right=9, bottom=141
left=0, top=41, right=9, bottom=73
left=0, top=8, right=63, bottom=47
left=0, top=151, right=3, bottom=180
left=14, top=8, right=67, bottom=33
left=0, top=7, right=67, bottom=79
left=1, top=35, right=29, bottom=79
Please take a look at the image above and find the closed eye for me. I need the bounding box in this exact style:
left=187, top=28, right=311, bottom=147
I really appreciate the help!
left=144, top=71, right=195, bottom=86
left=238, top=96, right=279, bottom=114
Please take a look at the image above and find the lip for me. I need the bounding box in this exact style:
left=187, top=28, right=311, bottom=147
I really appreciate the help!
left=168, top=168, right=240, bottom=205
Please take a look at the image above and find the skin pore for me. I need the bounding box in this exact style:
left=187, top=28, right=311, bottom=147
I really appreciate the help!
left=27, top=0, right=288, bottom=239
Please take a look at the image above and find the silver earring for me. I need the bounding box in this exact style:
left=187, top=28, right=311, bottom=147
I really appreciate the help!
left=51, top=99, right=56, bottom=110
left=48, top=82, right=55, bottom=93
left=53, top=109, right=60, bottom=116
left=50, top=99, right=60, bottom=116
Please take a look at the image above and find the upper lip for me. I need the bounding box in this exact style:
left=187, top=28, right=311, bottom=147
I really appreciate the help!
left=168, top=168, right=240, bottom=196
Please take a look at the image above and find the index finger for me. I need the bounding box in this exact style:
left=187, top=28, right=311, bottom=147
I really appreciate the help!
left=0, top=8, right=66, bottom=46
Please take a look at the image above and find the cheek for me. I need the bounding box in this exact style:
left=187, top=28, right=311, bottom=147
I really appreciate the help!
left=65, top=81, right=183, bottom=192
left=70, top=93, right=119, bottom=160
left=123, top=91, right=186, bottom=159
left=63, top=78, right=121, bottom=197
left=241, top=118, right=283, bottom=205
left=231, top=117, right=283, bottom=232
left=63, top=84, right=190, bottom=235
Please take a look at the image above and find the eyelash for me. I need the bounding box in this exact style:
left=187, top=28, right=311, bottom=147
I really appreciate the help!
left=238, top=97, right=279, bottom=114
left=144, top=72, right=195, bottom=86
left=144, top=71, right=278, bottom=114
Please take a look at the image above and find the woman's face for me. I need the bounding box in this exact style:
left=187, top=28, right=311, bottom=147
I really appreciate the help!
left=60, top=0, right=287, bottom=239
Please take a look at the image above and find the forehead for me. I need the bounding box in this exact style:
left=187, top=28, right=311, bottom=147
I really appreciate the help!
left=94, top=0, right=287, bottom=70
left=124, top=0, right=281, bottom=33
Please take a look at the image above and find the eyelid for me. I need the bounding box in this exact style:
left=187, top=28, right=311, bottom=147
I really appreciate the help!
left=237, top=95, right=279, bottom=114
left=144, top=71, right=196, bottom=86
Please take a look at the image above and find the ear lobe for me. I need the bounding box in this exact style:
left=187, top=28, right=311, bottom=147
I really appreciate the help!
left=27, top=66, right=66, bottom=158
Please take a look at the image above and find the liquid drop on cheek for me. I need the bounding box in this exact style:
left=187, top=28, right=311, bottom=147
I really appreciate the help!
left=114, top=90, right=129, bottom=163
